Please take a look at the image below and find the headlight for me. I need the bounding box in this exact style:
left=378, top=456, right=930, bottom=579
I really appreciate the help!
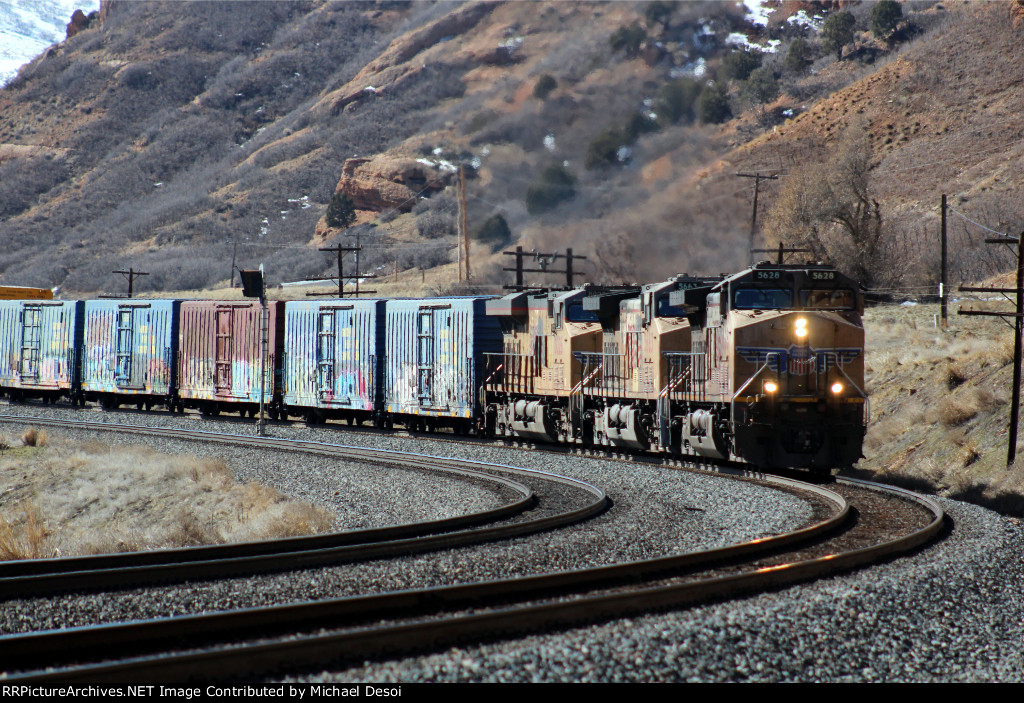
left=764, top=381, right=778, bottom=393
left=795, top=317, right=808, bottom=338
left=831, top=382, right=843, bottom=394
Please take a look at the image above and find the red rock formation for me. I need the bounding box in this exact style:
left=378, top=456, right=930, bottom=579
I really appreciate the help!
left=1012, top=0, right=1024, bottom=29
left=66, top=9, right=89, bottom=39
left=333, top=155, right=452, bottom=212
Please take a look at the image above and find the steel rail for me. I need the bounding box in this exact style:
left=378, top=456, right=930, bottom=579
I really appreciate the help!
left=0, top=474, right=853, bottom=680
left=0, top=415, right=608, bottom=598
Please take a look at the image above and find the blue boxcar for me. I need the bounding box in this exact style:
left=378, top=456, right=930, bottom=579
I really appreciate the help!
left=0, top=300, right=83, bottom=402
left=80, top=299, right=180, bottom=409
left=384, top=297, right=501, bottom=430
left=282, top=299, right=385, bottom=424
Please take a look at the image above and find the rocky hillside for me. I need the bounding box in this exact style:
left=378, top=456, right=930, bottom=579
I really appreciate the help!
left=0, top=1, right=1021, bottom=295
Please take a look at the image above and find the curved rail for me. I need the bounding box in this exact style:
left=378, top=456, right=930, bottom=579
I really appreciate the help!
left=0, top=474, right=853, bottom=680
left=0, top=415, right=608, bottom=598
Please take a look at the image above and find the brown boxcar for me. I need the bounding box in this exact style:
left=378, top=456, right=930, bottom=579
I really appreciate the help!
left=177, top=300, right=285, bottom=417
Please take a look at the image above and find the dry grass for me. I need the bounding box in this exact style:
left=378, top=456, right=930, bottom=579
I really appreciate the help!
left=857, top=301, right=1024, bottom=515
left=19, top=427, right=46, bottom=447
left=0, top=436, right=336, bottom=560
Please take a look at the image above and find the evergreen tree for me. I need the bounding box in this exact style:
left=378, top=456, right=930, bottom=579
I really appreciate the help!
left=822, top=11, right=856, bottom=60
left=325, top=192, right=356, bottom=229
left=785, top=38, right=813, bottom=74
left=871, top=0, right=903, bottom=40
left=697, top=84, right=732, bottom=124
left=721, top=48, right=762, bottom=81
left=526, top=164, right=577, bottom=214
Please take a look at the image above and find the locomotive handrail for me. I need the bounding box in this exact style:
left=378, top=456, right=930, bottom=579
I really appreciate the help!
left=729, top=355, right=779, bottom=429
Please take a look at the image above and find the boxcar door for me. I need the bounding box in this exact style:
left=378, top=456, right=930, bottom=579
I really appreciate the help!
left=115, top=306, right=135, bottom=388
left=215, top=307, right=233, bottom=395
left=417, top=309, right=434, bottom=405
left=317, top=309, right=335, bottom=400
left=20, top=304, right=41, bottom=381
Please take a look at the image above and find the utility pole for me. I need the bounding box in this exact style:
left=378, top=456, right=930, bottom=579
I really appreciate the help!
left=309, top=239, right=376, bottom=297
left=751, top=243, right=813, bottom=265
left=502, top=247, right=587, bottom=291
left=736, top=172, right=779, bottom=265
left=941, top=194, right=948, bottom=328
left=458, top=165, right=470, bottom=281
left=113, top=268, right=149, bottom=298
left=959, top=230, right=1024, bottom=466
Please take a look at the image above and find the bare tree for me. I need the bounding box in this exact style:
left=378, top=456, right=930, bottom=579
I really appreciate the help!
left=764, top=124, right=886, bottom=286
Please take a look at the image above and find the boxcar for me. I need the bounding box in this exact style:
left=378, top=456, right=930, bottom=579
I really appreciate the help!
left=81, top=299, right=181, bottom=410
left=0, top=300, right=83, bottom=403
left=383, top=297, right=501, bottom=432
left=177, top=300, right=285, bottom=417
left=282, top=299, right=385, bottom=425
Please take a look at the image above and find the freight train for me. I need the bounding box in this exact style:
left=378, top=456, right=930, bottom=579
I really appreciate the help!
left=0, top=262, right=865, bottom=471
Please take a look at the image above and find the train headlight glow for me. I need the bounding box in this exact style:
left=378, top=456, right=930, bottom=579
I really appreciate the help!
left=795, top=317, right=808, bottom=338
left=831, top=382, right=843, bottom=394
left=764, top=381, right=778, bottom=393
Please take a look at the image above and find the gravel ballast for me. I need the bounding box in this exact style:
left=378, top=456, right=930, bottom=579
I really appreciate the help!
left=5, top=405, right=1021, bottom=681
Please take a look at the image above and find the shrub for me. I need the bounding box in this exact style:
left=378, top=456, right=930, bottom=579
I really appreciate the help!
left=741, top=67, right=779, bottom=107
left=785, top=38, right=813, bottom=74
left=533, top=74, right=557, bottom=100
left=525, top=164, right=577, bottom=214
left=609, top=22, right=647, bottom=57
left=655, top=78, right=702, bottom=126
left=473, top=214, right=511, bottom=247
left=871, top=0, right=902, bottom=40
left=585, top=129, right=626, bottom=169
left=822, top=11, right=856, bottom=60
left=21, top=428, right=47, bottom=447
left=325, top=192, right=356, bottom=229
left=697, top=84, right=732, bottom=124
left=623, top=111, right=659, bottom=144
left=720, top=49, right=762, bottom=82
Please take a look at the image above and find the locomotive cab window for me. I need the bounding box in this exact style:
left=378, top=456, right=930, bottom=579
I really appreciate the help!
left=565, top=302, right=599, bottom=323
left=656, top=296, right=688, bottom=318
left=800, top=288, right=856, bottom=310
left=733, top=287, right=793, bottom=310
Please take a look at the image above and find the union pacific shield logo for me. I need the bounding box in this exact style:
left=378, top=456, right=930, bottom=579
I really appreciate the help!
left=736, top=345, right=861, bottom=373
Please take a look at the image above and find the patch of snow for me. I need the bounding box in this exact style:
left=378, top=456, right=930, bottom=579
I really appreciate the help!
left=739, top=0, right=775, bottom=27
left=788, top=10, right=824, bottom=30
left=726, top=32, right=780, bottom=53
left=0, top=0, right=101, bottom=87
left=616, top=146, right=631, bottom=163
left=543, top=134, right=555, bottom=152
left=671, top=57, right=706, bottom=79
left=416, top=158, right=458, bottom=173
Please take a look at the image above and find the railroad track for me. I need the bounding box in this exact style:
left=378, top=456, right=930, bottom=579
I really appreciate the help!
left=0, top=411, right=945, bottom=682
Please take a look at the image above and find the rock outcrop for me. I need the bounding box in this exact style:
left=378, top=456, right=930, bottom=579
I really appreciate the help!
left=334, top=154, right=452, bottom=213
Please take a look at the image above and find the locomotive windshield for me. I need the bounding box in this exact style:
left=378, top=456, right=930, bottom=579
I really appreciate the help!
left=800, top=288, right=856, bottom=309
left=733, top=287, right=793, bottom=310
